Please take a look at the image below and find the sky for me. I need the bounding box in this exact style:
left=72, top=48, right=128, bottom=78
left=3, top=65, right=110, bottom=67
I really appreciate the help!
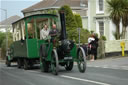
left=0, top=0, right=41, bottom=22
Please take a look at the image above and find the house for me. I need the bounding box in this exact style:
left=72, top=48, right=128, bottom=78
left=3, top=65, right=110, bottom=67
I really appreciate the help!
left=0, top=15, right=21, bottom=32
left=21, top=0, right=88, bottom=29
left=21, top=0, right=128, bottom=41
left=88, top=0, right=128, bottom=40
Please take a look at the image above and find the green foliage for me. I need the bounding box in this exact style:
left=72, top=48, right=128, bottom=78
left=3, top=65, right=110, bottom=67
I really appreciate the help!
left=76, top=28, right=91, bottom=43
left=0, top=32, right=5, bottom=47
left=100, top=35, right=107, bottom=41
left=47, top=9, right=57, bottom=15
left=90, top=30, right=94, bottom=34
left=74, top=14, right=82, bottom=28
left=59, top=5, right=78, bottom=41
left=59, top=5, right=91, bottom=43
left=1, top=32, right=13, bottom=59
left=107, top=0, right=128, bottom=39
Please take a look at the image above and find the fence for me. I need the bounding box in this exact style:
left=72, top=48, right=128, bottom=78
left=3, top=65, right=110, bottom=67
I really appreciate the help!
left=105, top=39, right=128, bottom=53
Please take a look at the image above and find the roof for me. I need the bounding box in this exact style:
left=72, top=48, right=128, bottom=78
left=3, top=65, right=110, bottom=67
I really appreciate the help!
left=0, top=15, right=21, bottom=25
left=12, top=14, right=58, bottom=25
left=22, top=0, right=88, bottom=13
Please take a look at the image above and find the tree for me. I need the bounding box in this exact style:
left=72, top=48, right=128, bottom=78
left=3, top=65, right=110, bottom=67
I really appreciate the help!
left=121, top=0, right=128, bottom=39
left=74, top=13, right=82, bottom=28
left=79, top=29, right=91, bottom=43
left=107, top=0, right=124, bottom=39
left=59, top=5, right=78, bottom=41
left=0, top=32, right=5, bottom=47
left=1, top=32, right=13, bottom=59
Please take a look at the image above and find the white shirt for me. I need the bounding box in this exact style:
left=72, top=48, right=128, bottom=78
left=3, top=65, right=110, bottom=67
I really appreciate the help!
left=88, top=37, right=95, bottom=43
left=40, top=28, right=50, bottom=40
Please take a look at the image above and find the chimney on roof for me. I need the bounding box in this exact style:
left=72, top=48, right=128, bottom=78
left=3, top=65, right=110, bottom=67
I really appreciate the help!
left=80, top=0, right=86, bottom=7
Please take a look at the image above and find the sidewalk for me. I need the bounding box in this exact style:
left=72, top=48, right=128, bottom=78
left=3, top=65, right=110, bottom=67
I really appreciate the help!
left=87, top=56, right=128, bottom=70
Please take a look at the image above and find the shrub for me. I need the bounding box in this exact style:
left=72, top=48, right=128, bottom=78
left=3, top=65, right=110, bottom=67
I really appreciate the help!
left=74, top=13, right=82, bottom=28
left=100, top=35, right=107, bottom=41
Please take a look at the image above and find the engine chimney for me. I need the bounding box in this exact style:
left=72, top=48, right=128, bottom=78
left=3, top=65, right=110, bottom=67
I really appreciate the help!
left=59, top=11, right=67, bottom=40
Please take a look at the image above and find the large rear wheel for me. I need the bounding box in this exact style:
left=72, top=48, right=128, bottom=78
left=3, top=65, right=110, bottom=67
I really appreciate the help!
left=51, top=49, right=59, bottom=75
left=77, top=47, right=86, bottom=73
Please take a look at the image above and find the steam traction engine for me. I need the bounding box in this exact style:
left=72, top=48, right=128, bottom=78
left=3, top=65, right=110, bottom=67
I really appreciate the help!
left=40, top=11, right=86, bottom=75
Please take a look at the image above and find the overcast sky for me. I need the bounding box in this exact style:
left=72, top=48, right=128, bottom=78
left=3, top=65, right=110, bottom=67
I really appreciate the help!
left=0, top=0, right=41, bottom=21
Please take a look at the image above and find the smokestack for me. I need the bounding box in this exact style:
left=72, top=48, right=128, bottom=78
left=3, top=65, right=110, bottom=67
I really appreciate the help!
left=59, top=11, right=67, bottom=40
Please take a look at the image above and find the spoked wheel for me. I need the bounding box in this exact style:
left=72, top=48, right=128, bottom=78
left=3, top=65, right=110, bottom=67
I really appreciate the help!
left=6, top=57, right=11, bottom=67
left=23, top=59, right=29, bottom=70
left=51, top=49, right=59, bottom=75
left=65, top=61, right=74, bottom=71
left=77, top=47, right=86, bottom=73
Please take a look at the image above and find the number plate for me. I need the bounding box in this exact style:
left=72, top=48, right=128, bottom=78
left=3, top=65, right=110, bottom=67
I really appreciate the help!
left=64, top=57, right=72, bottom=60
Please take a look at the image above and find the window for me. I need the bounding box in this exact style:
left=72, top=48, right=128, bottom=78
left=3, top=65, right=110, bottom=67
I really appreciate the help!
left=96, top=0, right=104, bottom=14
left=99, top=21, right=104, bottom=36
left=99, top=0, right=103, bottom=11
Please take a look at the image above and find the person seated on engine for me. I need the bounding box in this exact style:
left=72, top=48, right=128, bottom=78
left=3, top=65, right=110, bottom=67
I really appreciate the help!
left=40, top=24, right=50, bottom=41
left=49, top=24, right=58, bottom=46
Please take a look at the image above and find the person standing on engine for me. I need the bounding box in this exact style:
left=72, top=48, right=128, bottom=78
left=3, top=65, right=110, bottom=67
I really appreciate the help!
left=40, top=24, right=50, bottom=40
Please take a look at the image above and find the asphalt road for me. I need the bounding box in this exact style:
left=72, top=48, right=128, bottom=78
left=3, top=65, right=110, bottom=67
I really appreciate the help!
left=0, top=57, right=128, bottom=85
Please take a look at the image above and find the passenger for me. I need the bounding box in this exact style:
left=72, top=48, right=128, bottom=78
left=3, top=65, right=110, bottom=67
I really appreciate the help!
left=40, top=24, right=50, bottom=40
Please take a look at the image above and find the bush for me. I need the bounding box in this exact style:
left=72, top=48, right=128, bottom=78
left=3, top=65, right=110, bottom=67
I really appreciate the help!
left=100, top=35, right=107, bottom=41
left=74, top=14, right=82, bottom=28
left=1, top=32, right=13, bottom=59
left=0, top=32, right=6, bottom=47
left=76, top=28, right=91, bottom=43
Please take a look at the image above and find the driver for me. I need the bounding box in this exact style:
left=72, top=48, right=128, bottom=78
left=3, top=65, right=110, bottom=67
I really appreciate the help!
left=49, top=24, right=58, bottom=46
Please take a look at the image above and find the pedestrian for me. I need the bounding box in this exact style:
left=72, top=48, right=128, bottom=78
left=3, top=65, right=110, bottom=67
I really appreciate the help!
left=93, top=33, right=99, bottom=60
left=88, top=35, right=95, bottom=61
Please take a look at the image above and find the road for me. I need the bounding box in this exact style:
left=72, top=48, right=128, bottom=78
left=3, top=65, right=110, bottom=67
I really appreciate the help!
left=0, top=57, right=128, bottom=85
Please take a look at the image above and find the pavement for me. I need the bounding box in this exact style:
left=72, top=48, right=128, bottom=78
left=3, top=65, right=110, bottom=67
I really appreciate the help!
left=87, top=57, right=128, bottom=70
left=0, top=57, right=128, bottom=85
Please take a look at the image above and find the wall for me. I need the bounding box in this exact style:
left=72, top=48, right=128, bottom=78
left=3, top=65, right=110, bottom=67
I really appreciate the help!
left=105, top=39, right=128, bottom=53
left=82, top=16, right=88, bottom=29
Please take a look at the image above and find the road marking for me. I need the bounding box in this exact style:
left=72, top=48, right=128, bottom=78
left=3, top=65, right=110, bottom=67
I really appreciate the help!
left=60, top=75, right=111, bottom=85
left=87, top=65, right=128, bottom=70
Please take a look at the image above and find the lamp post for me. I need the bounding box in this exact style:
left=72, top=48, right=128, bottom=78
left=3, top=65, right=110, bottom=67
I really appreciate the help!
left=0, top=8, right=8, bottom=52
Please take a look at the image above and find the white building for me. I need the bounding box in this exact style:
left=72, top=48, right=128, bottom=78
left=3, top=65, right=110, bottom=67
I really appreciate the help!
left=0, top=15, right=21, bottom=32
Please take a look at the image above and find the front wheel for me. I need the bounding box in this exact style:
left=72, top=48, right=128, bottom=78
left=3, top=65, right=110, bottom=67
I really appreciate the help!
left=77, top=47, right=86, bottom=73
left=65, top=61, right=74, bottom=71
left=51, top=49, right=59, bottom=75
